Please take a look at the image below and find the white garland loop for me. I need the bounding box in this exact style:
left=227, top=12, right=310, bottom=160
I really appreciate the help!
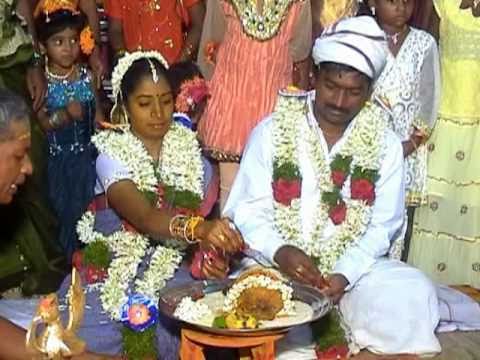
left=272, top=94, right=387, bottom=274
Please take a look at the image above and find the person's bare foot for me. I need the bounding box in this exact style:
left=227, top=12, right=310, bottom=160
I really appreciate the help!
left=351, top=350, right=420, bottom=360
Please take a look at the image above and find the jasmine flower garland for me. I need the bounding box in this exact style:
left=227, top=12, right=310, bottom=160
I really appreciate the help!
left=271, top=95, right=306, bottom=243
left=272, top=94, right=387, bottom=274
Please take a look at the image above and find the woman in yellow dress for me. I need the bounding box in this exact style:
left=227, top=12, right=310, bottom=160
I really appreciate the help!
left=408, top=0, right=480, bottom=288
left=312, top=0, right=359, bottom=36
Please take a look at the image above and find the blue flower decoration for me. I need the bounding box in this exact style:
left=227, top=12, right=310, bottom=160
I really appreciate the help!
left=120, top=294, right=158, bottom=332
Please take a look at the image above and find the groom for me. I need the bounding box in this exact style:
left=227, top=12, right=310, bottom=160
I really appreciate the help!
left=224, top=16, right=441, bottom=358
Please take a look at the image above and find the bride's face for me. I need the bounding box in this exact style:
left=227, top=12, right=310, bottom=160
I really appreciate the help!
left=126, top=75, right=174, bottom=142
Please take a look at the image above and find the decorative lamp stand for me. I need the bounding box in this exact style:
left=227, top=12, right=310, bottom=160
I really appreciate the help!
left=180, top=328, right=287, bottom=360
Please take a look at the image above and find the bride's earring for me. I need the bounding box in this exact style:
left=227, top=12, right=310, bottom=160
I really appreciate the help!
left=371, top=6, right=376, bottom=16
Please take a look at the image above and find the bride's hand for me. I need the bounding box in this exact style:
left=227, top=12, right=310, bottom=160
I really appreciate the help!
left=201, top=252, right=230, bottom=280
left=195, top=218, right=244, bottom=254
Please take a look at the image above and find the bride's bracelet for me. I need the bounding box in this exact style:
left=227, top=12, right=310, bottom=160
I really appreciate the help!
left=169, top=215, right=204, bottom=244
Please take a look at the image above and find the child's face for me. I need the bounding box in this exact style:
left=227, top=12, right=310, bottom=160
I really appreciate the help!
left=126, top=75, right=174, bottom=143
left=44, top=27, right=81, bottom=70
left=372, top=0, right=414, bottom=29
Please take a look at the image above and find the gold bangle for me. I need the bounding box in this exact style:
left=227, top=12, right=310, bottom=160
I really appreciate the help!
left=183, top=216, right=204, bottom=244
left=169, top=215, right=187, bottom=238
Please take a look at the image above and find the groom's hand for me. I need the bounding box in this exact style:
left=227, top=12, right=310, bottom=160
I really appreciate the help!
left=322, top=274, right=349, bottom=304
left=274, top=245, right=327, bottom=289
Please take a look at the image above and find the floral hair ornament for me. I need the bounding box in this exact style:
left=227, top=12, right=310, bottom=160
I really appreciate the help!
left=34, top=0, right=80, bottom=20
left=110, top=51, right=170, bottom=120
left=175, top=76, right=209, bottom=114
left=79, top=26, right=95, bottom=55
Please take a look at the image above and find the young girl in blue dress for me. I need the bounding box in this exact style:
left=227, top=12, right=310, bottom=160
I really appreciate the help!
left=34, top=5, right=103, bottom=260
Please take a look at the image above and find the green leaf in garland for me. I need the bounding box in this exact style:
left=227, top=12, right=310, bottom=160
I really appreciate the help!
left=273, top=162, right=301, bottom=181
left=321, top=189, right=341, bottom=207
left=142, top=190, right=159, bottom=207
left=351, top=166, right=379, bottom=183
left=83, top=241, right=111, bottom=268
left=121, top=326, right=158, bottom=360
left=330, top=155, right=352, bottom=173
left=312, top=310, right=347, bottom=351
left=164, top=186, right=202, bottom=210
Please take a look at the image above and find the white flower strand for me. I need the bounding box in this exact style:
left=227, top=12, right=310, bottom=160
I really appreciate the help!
left=272, top=95, right=306, bottom=244
left=272, top=95, right=387, bottom=274
left=174, top=297, right=213, bottom=323
left=160, top=123, right=204, bottom=197
left=111, top=51, right=169, bottom=102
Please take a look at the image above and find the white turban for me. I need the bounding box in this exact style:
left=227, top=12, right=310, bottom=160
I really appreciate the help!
left=312, top=16, right=388, bottom=80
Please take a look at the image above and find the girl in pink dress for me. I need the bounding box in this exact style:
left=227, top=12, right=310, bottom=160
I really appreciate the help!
left=198, top=0, right=312, bottom=208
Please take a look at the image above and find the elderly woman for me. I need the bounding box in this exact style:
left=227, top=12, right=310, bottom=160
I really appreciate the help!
left=0, top=89, right=32, bottom=204
left=0, top=88, right=119, bottom=360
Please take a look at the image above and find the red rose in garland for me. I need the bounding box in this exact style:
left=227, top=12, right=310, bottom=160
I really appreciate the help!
left=272, top=178, right=302, bottom=206
left=351, top=178, right=375, bottom=205
left=316, top=344, right=349, bottom=360
left=329, top=202, right=347, bottom=225
left=331, top=170, right=347, bottom=187
left=330, top=155, right=352, bottom=188
left=85, top=265, right=108, bottom=284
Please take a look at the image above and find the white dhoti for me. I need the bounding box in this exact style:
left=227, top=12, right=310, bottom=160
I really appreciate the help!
left=340, top=259, right=441, bottom=356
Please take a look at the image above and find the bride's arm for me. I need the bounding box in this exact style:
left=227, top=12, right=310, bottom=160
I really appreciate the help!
left=106, top=180, right=243, bottom=253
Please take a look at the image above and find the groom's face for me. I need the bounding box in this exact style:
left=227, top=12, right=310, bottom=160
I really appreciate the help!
left=314, top=65, right=371, bottom=128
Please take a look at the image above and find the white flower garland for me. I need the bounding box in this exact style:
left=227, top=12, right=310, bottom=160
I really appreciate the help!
left=174, top=297, right=213, bottom=323
left=272, top=94, right=387, bottom=274
left=76, top=123, right=203, bottom=320
left=223, top=275, right=295, bottom=316
left=272, top=95, right=306, bottom=244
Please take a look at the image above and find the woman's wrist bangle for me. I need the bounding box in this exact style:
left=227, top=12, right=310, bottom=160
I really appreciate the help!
left=169, top=215, right=187, bottom=238
left=185, top=216, right=204, bottom=244
left=48, top=110, right=64, bottom=128
left=169, top=215, right=204, bottom=244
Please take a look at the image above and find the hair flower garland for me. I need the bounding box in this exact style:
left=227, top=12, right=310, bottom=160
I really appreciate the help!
left=34, top=0, right=79, bottom=18
left=80, top=26, right=95, bottom=55
left=272, top=92, right=387, bottom=274
left=175, top=76, right=209, bottom=114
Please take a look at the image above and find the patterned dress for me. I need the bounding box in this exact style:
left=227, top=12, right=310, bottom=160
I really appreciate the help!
left=373, top=28, right=440, bottom=207
left=45, top=65, right=97, bottom=260
left=198, top=0, right=312, bottom=161
left=409, top=0, right=480, bottom=287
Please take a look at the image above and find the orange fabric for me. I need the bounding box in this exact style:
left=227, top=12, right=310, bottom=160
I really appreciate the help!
left=105, top=0, right=199, bottom=64
left=198, top=1, right=303, bottom=158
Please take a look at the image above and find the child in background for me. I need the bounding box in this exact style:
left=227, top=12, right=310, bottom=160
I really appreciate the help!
left=34, top=2, right=104, bottom=260
left=168, top=61, right=209, bottom=131
left=369, top=0, right=440, bottom=259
